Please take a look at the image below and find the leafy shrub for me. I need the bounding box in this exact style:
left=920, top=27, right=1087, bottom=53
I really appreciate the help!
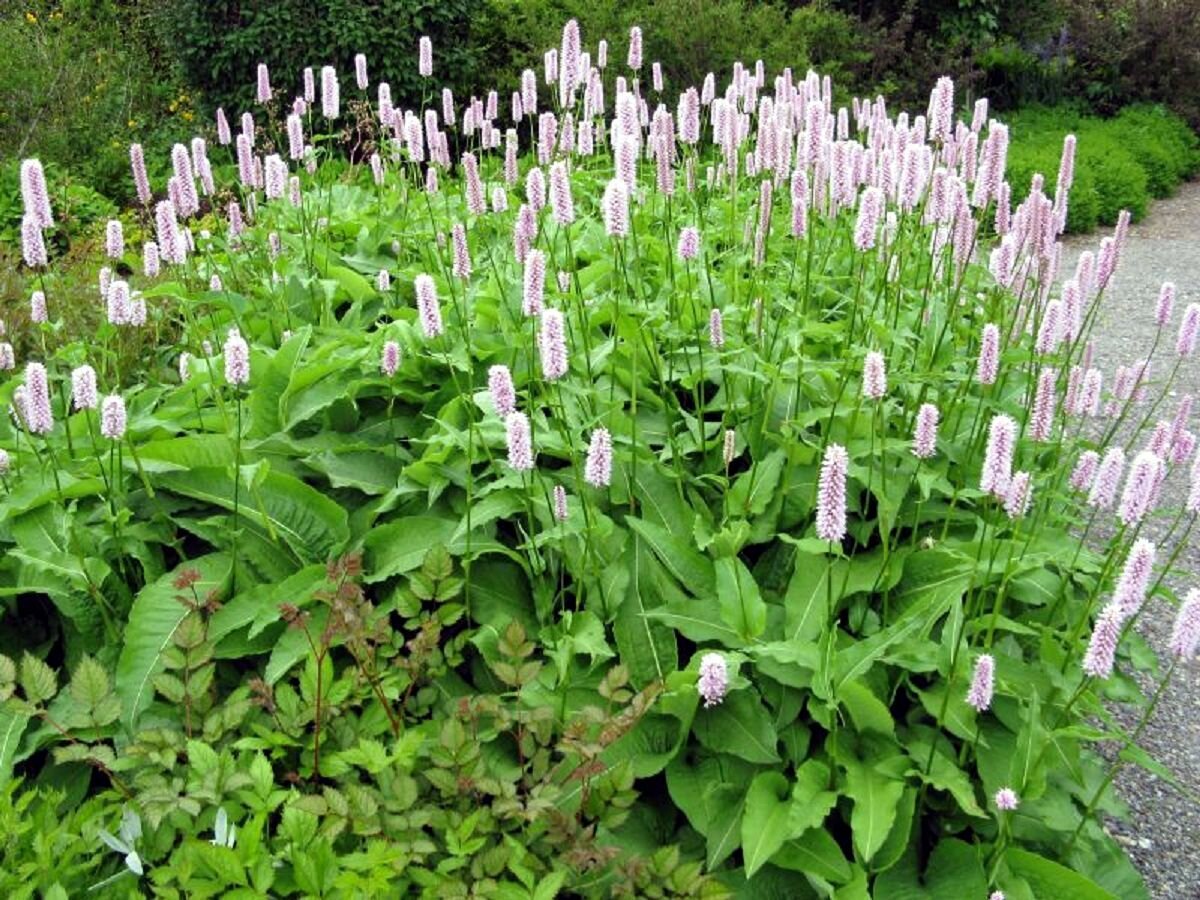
left=1, top=20, right=1193, bottom=899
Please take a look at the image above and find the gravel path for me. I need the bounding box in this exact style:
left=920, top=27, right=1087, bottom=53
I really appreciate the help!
left=1062, top=181, right=1200, bottom=899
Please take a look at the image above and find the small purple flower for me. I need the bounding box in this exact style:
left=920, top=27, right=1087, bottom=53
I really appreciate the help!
left=1083, top=601, right=1124, bottom=679
left=993, top=787, right=1019, bottom=812
left=21, top=215, right=47, bottom=268
left=414, top=274, right=443, bottom=339
left=523, top=249, right=546, bottom=316
left=224, top=329, right=251, bottom=386
left=451, top=223, right=471, bottom=280
left=584, top=428, right=613, bottom=487
left=603, top=178, right=630, bottom=237
left=539, top=308, right=568, bottom=381
left=505, top=411, right=534, bottom=471
left=1003, top=471, right=1033, bottom=519
left=697, top=652, right=727, bottom=708
left=965, top=653, right=995, bottom=712
left=1156, top=282, right=1176, bottom=327
left=912, top=403, right=940, bottom=459
left=1088, top=448, right=1125, bottom=510
left=816, top=444, right=849, bottom=543
left=20, top=159, right=53, bottom=229
left=1117, top=450, right=1163, bottom=527
left=862, top=351, right=887, bottom=400
left=977, top=323, right=1000, bottom=385
left=1168, top=589, right=1200, bottom=659
left=1112, top=538, right=1156, bottom=618
left=709, top=308, right=725, bottom=349
left=71, top=365, right=98, bottom=411
left=381, top=340, right=401, bottom=377
left=100, top=394, right=127, bottom=440
left=1177, top=303, right=1200, bottom=357
left=980, top=414, right=1017, bottom=498
left=24, top=362, right=53, bottom=435
left=1069, top=450, right=1100, bottom=492
left=678, top=226, right=700, bottom=260
left=105, top=219, right=124, bottom=259
left=29, top=291, right=47, bottom=324
left=1029, top=367, right=1057, bottom=442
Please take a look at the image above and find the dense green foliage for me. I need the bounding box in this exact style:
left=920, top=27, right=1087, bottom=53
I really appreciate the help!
left=3, top=10, right=1200, bottom=900
left=1007, top=104, right=1200, bottom=232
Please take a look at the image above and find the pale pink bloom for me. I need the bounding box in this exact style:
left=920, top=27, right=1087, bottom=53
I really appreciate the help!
left=1156, top=282, right=1176, bottom=327
left=20, top=159, right=53, bottom=228
left=603, top=178, right=629, bottom=237
left=1069, top=450, right=1100, bottom=492
left=1029, top=367, right=1057, bottom=441
left=354, top=53, right=368, bottom=90
left=525, top=166, right=546, bottom=212
left=377, top=269, right=391, bottom=292
left=539, top=308, right=568, bottom=381
left=1177, top=303, right=1200, bottom=356
left=912, top=403, right=939, bottom=459
left=0, top=449, right=8, bottom=474
left=224, top=329, right=250, bottom=386
left=627, top=26, right=643, bottom=70
left=980, top=415, right=1017, bottom=498
left=107, top=280, right=131, bottom=326
left=321, top=65, right=339, bottom=119
left=697, top=652, right=727, bottom=707
left=523, top=249, right=546, bottom=316
left=414, top=274, right=443, bottom=339
left=1112, top=538, right=1156, bottom=617
left=709, top=308, right=725, bottom=349
left=1118, top=450, right=1163, bottom=526
left=1088, top=448, right=1126, bottom=510
left=105, top=219, right=124, bottom=259
left=130, top=143, right=152, bottom=204
left=1168, top=589, right=1200, bottom=659
left=1004, top=471, right=1033, bottom=519
left=380, top=340, right=401, bottom=377
left=215, top=108, right=232, bottom=145
left=24, top=362, right=53, bottom=435
left=71, top=365, right=98, bottom=411
left=816, top=444, right=849, bottom=542
left=100, top=394, right=126, bottom=440
left=853, top=186, right=884, bottom=251
left=29, top=291, right=46, bottom=324
left=553, top=484, right=569, bottom=521
left=491, top=186, right=508, bottom=213
left=549, top=161, right=574, bottom=225
left=21, top=215, right=47, bottom=268
left=977, top=323, right=1000, bottom=385
left=723, top=429, right=737, bottom=467
left=1083, top=601, right=1124, bottom=679
left=451, top=223, right=471, bottom=280
left=678, top=226, right=700, bottom=260
left=965, top=654, right=995, bottom=712
left=1035, top=299, right=1063, bottom=355
left=505, top=411, right=534, bottom=471
left=488, top=365, right=516, bottom=416
left=178, top=352, right=191, bottom=383
left=1078, top=368, right=1103, bottom=417
left=584, top=428, right=613, bottom=487
left=993, top=787, right=1019, bottom=812
left=418, top=36, right=433, bottom=78
left=862, top=351, right=887, bottom=400
left=462, top=152, right=486, bottom=216
left=0, top=343, right=14, bottom=371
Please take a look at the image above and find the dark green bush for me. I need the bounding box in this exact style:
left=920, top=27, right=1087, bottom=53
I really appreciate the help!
left=1079, top=133, right=1150, bottom=224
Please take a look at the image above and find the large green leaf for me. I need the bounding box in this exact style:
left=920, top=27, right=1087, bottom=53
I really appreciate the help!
left=926, top=839, right=987, bottom=900
left=248, top=328, right=311, bottom=437
left=694, top=690, right=780, bottom=764
left=626, top=516, right=715, bottom=595
left=0, top=707, right=30, bottom=790
left=841, top=753, right=908, bottom=864
left=612, top=535, right=677, bottom=687
left=1004, top=849, right=1119, bottom=899
left=115, top=554, right=230, bottom=731
left=784, top=547, right=903, bottom=642
left=771, top=826, right=853, bottom=884
left=362, top=516, right=458, bottom=583
left=715, top=556, right=767, bottom=641
left=742, top=771, right=792, bottom=876
left=157, top=468, right=348, bottom=562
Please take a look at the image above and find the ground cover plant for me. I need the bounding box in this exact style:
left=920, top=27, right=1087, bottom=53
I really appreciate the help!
left=2, top=18, right=1199, bottom=899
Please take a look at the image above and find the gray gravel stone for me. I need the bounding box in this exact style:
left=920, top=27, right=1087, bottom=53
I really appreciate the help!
left=1061, top=181, right=1200, bottom=900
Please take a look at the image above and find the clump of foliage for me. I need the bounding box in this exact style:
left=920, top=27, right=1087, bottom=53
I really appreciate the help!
left=2, top=17, right=1198, bottom=899
left=1006, top=102, right=1199, bottom=232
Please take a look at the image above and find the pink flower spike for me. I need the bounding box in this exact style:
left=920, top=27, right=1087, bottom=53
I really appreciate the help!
left=29, top=291, right=47, bottom=324
left=1029, top=367, right=1057, bottom=442
left=414, top=274, right=443, bottom=339
left=100, top=394, right=127, bottom=440
left=71, top=365, right=98, bottom=411
left=505, top=411, right=534, bottom=471
left=678, top=226, right=700, bottom=260
left=912, top=403, right=940, bottom=459
left=709, top=308, right=725, bottom=349
left=1083, top=601, right=1124, bottom=679
left=1069, top=450, right=1100, bottom=492
left=23, top=362, right=53, bottom=435
left=488, top=365, right=516, bottom=416
left=723, top=429, right=737, bottom=467
left=1177, top=303, right=1200, bottom=356
left=603, top=178, right=629, bottom=237
left=552, top=484, right=569, bottom=521
left=451, top=223, right=471, bottom=280
left=816, top=444, right=849, bottom=543
left=1156, top=282, right=1176, bottom=327
left=1168, top=589, right=1200, bottom=659
left=862, top=351, right=887, bottom=400
left=980, top=414, right=1017, bottom=498
left=224, top=329, right=250, bottom=386
left=1117, top=450, right=1163, bottom=527
left=380, top=340, right=401, bottom=377
left=965, top=654, right=995, bottom=712
left=105, top=219, right=124, bottom=259
left=697, top=652, right=727, bottom=707
left=20, top=159, right=53, bottom=229
left=1112, top=538, right=1156, bottom=617
left=584, top=428, right=613, bottom=487
left=523, top=249, right=546, bottom=316
left=977, top=323, right=1000, bottom=385
left=1088, top=448, right=1126, bottom=510
left=1003, top=471, right=1033, bottom=519
left=418, top=36, right=433, bottom=78
left=538, top=308, right=568, bottom=381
